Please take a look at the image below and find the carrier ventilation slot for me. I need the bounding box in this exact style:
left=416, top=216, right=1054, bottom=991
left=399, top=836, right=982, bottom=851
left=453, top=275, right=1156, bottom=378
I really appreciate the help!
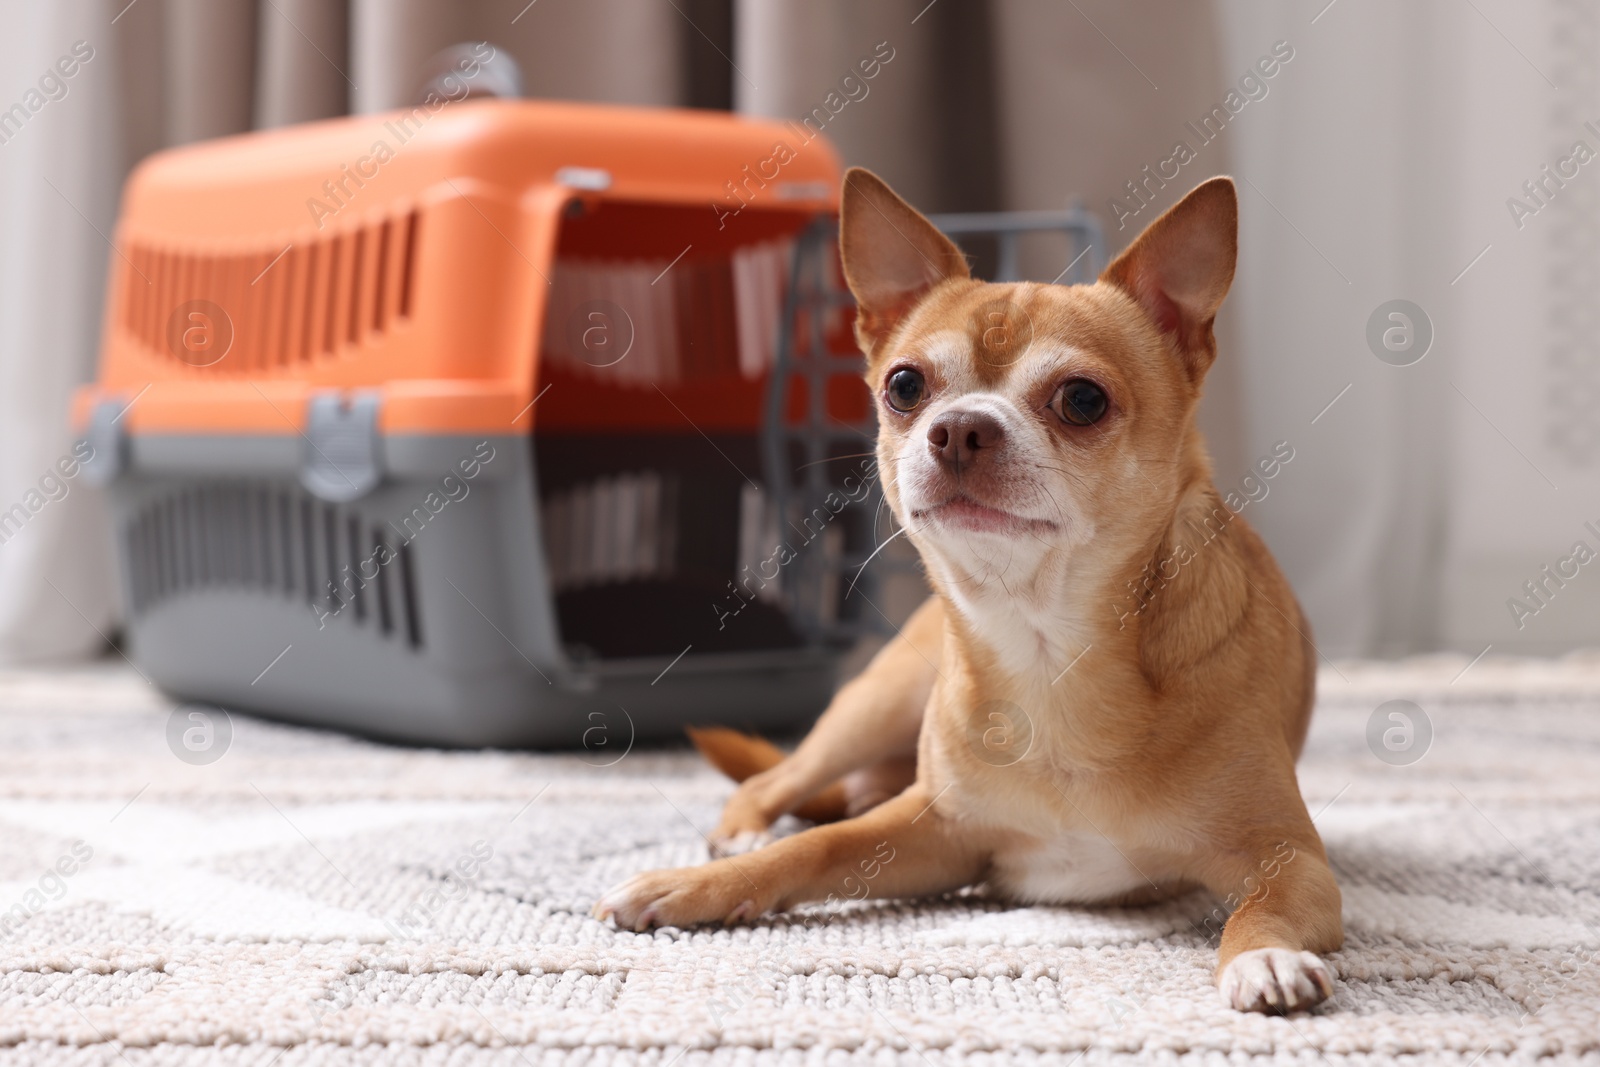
left=121, top=483, right=423, bottom=650
left=123, top=208, right=421, bottom=373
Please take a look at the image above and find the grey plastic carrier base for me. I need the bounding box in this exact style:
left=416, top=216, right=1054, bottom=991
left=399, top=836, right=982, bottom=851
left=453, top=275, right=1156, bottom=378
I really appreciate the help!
left=106, top=433, right=840, bottom=749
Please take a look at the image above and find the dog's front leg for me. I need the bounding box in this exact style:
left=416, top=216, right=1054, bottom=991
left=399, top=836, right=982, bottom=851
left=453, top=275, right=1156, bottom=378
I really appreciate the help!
left=1198, top=828, right=1344, bottom=1013
left=594, top=784, right=987, bottom=930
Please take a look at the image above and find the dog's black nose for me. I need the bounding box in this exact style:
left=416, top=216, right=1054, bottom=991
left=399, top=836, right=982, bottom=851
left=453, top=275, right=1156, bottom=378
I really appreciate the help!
left=928, top=409, right=1004, bottom=469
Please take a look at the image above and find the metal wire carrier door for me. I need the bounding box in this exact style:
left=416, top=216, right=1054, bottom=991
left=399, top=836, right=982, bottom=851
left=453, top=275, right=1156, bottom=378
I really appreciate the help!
left=760, top=206, right=1106, bottom=647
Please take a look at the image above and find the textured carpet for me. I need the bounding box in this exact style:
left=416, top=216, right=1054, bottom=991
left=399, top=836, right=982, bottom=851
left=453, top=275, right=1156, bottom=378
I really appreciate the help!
left=0, top=656, right=1598, bottom=1065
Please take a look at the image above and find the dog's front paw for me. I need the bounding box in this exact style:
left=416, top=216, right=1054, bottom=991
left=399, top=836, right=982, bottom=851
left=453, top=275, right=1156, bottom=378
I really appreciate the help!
left=708, top=829, right=775, bottom=858
left=1218, top=948, right=1333, bottom=1013
left=591, top=862, right=765, bottom=931
left=707, top=789, right=776, bottom=856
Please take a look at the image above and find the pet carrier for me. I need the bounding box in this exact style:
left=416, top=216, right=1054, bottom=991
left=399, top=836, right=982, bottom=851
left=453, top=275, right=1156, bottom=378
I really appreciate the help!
left=75, top=98, right=1101, bottom=749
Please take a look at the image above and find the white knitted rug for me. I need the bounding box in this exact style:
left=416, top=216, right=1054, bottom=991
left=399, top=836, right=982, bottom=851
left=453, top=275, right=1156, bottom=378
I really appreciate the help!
left=0, top=658, right=1598, bottom=1065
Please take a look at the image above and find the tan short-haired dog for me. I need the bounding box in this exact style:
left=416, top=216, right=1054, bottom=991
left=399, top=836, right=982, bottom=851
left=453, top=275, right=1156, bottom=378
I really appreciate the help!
left=596, top=170, right=1342, bottom=1014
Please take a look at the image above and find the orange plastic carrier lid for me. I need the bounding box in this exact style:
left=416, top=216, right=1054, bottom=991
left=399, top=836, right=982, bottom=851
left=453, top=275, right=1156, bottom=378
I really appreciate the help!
left=76, top=99, right=842, bottom=438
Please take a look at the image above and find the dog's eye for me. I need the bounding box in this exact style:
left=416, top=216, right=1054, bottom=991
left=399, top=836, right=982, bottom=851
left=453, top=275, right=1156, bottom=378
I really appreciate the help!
left=1052, top=379, right=1108, bottom=426
left=885, top=368, right=926, bottom=412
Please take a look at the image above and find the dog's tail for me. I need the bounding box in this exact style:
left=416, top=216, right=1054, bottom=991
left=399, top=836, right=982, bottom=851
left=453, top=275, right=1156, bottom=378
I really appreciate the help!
left=684, top=726, right=849, bottom=823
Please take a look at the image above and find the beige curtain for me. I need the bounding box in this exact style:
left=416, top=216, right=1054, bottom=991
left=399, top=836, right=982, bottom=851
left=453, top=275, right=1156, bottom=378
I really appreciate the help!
left=257, top=0, right=349, bottom=129
left=1218, top=0, right=1600, bottom=657
left=0, top=1, right=127, bottom=662
left=4, top=0, right=1588, bottom=662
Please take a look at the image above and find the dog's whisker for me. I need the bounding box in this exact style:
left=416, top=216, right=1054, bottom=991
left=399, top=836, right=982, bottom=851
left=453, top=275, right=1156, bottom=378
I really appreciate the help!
left=845, top=527, right=908, bottom=599
left=873, top=490, right=892, bottom=540
left=793, top=451, right=878, bottom=473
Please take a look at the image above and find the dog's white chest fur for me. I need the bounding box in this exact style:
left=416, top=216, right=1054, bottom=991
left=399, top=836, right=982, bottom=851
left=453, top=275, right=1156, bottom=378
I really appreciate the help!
left=988, top=831, right=1151, bottom=905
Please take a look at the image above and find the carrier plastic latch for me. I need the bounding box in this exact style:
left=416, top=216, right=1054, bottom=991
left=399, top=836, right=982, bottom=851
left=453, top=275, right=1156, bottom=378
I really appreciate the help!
left=80, top=399, right=129, bottom=486
left=301, top=391, right=383, bottom=502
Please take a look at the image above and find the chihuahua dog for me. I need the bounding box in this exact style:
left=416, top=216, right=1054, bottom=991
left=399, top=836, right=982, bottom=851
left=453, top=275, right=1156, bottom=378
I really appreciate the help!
left=595, top=170, right=1342, bottom=1014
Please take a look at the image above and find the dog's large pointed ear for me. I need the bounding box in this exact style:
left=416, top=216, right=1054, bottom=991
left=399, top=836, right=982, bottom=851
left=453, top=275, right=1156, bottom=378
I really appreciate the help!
left=1100, top=176, right=1237, bottom=381
left=840, top=167, right=970, bottom=352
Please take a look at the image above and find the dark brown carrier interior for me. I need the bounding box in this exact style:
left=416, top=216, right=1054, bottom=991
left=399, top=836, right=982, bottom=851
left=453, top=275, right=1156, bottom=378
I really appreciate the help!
left=531, top=200, right=877, bottom=662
